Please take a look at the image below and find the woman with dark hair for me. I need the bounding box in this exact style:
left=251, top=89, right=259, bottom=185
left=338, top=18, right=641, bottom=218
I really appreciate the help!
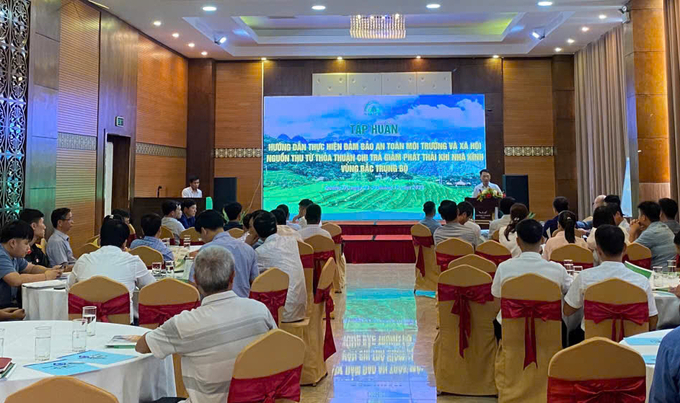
left=542, top=210, right=588, bottom=260
left=499, top=203, right=529, bottom=258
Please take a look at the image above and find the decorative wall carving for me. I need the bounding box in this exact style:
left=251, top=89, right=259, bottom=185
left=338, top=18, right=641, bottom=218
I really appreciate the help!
left=504, top=146, right=555, bottom=157
left=57, top=133, right=96, bottom=151
left=214, top=148, right=262, bottom=159
left=0, top=0, right=29, bottom=224
left=136, top=142, right=186, bottom=158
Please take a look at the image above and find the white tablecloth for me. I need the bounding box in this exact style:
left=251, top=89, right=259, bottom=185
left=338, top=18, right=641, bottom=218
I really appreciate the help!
left=654, top=291, right=680, bottom=328
left=0, top=320, right=175, bottom=402
left=621, top=329, right=673, bottom=402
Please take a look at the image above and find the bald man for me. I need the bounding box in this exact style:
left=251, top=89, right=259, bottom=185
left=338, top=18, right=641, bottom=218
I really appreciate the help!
left=582, top=195, right=606, bottom=230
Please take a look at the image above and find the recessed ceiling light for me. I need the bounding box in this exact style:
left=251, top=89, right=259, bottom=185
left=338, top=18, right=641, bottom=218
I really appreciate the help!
left=172, top=32, right=179, bottom=38
left=188, top=43, right=195, bottom=48
left=395, top=13, right=400, bottom=18
left=337, top=56, right=343, bottom=60
left=426, top=3, right=441, bottom=9
left=555, top=47, right=562, bottom=52
left=599, top=14, right=607, bottom=19
left=202, top=5, right=217, bottom=12
left=153, top=20, right=162, bottom=26
left=218, top=36, right=227, bottom=44
left=567, top=38, right=575, bottom=44
left=537, top=1, right=553, bottom=6
left=312, top=5, right=326, bottom=10
left=201, top=51, right=208, bottom=56
left=532, top=31, right=542, bottom=39
left=416, top=55, right=422, bottom=59
left=492, top=55, right=500, bottom=59
left=581, top=26, right=590, bottom=32
left=261, top=57, right=267, bottom=61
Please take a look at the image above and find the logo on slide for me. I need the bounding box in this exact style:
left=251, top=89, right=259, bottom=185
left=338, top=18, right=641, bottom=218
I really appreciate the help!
left=364, top=101, right=383, bottom=117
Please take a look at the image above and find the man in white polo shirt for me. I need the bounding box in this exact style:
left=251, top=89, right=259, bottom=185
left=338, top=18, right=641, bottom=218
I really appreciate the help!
left=563, top=224, right=658, bottom=330
left=136, top=246, right=276, bottom=403
left=181, top=175, right=203, bottom=198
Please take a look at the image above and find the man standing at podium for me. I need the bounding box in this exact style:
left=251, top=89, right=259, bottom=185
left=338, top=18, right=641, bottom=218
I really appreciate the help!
left=472, top=169, right=502, bottom=198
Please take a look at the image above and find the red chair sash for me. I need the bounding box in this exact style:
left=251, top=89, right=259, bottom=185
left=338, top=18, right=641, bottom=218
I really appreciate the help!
left=227, top=365, right=302, bottom=403
left=138, top=301, right=200, bottom=326
left=126, top=234, right=137, bottom=247
left=548, top=376, right=646, bottom=403
left=300, top=254, right=313, bottom=269
left=501, top=298, right=562, bottom=368
left=412, top=235, right=435, bottom=277
left=312, top=250, right=335, bottom=292
left=68, top=293, right=130, bottom=323
left=551, top=260, right=594, bottom=269
left=249, top=289, right=288, bottom=324
left=436, top=251, right=465, bottom=272
left=438, top=283, right=493, bottom=358
left=584, top=301, right=649, bottom=342
left=475, top=250, right=512, bottom=267
left=314, top=284, right=336, bottom=361
left=623, top=255, right=652, bottom=270
left=331, top=234, right=342, bottom=244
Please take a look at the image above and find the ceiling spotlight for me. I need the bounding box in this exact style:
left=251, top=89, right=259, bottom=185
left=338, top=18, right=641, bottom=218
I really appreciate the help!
left=426, top=3, right=441, bottom=9
left=599, top=14, right=607, bottom=19
left=201, top=51, right=208, bottom=56
left=188, top=42, right=195, bottom=48
left=261, top=57, right=267, bottom=61
left=337, top=56, right=343, bottom=60
left=153, top=20, right=162, bottom=26
left=555, top=47, right=562, bottom=52
left=581, top=26, right=590, bottom=32
left=172, top=32, right=179, bottom=38
left=492, top=55, right=500, bottom=59
left=312, top=5, right=326, bottom=10
left=531, top=29, right=545, bottom=40
left=537, top=1, right=553, bottom=6
left=202, top=5, right=217, bottom=12
left=416, top=55, right=422, bottom=59
left=217, top=36, right=227, bottom=44
left=567, top=38, right=575, bottom=44
left=395, top=13, right=400, bottom=18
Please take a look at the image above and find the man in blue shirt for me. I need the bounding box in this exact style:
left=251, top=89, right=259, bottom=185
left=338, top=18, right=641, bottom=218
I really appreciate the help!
left=650, top=327, right=680, bottom=402
left=179, top=200, right=197, bottom=229
left=419, top=201, right=441, bottom=235
left=542, top=196, right=570, bottom=239
left=195, top=210, right=259, bottom=297
left=130, top=213, right=174, bottom=263
left=46, top=207, right=76, bottom=268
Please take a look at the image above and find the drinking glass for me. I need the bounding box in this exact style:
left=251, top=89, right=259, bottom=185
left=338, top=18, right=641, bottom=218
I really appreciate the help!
left=573, top=265, right=583, bottom=273
left=653, top=266, right=664, bottom=288
left=165, top=260, right=175, bottom=274
left=72, top=319, right=87, bottom=352
left=0, top=328, right=4, bottom=357
left=34, top=326, right=51, bottom=361
left=152, top=262, right=162, bottom=277
left=83, top=306, right=97, bottom=336
left=183, top=237, right=191, bottom=249
left=563, top=259, right=574, bottom=274
left=162, top=238, right=170, bottom=248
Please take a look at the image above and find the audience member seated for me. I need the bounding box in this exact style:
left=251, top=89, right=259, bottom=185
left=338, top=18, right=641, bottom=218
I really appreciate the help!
left=179, top=200, right=197, bottom=229
left=253, top=212, right=307, bottom=322
left=457, top=201, right=483, bottom=244
left=582, top=195, right=606, bottom=230
left=543, top=196, right=570, bottom=239
left=298, top=204, right=332, bottom=240
left=499, top=203, right=529, bottom=258
left=629, top=201, right=677, bottom=268
left=649, top=326, right=680, bottom=401
left=223, top=202, right=243, bottom=231
left=0, top=307, right=24, bottom=321
left=244, top=210, right=267, bottom=249
left=67, top=219, right=155, bottom=321
left=19, top=209, right=51, bottom=267
left=606, top=201, right=630, bottom=241
left=489, top=197, right=515, bottom=237
left=135, top=246, right=276, bottom=403
left=182, top=175, right=203, bottom=198
left=564, top=224, right=658, bottom=330
left=433, top=201, right=480, bottom=247
left=130, top=213, right=174, bottom=263
left=161, top=200, right=184, bottom=244
left=419, top=201, right=441, bottom=235
left=277, top=204, right=300, bottom=230
left=111, top=209, right=131, bottom=225
left=292, top=199, right=314, bottom=227
left=271, top=209, right=302, bottom=240
left=660, top=198, right=680, bottom=235
left=0, top=221, right=62, bottom=308
left=586, top=206, right=616, bottom=265
left=46, top=207, right=76, bottom=268
left=196, top=210, right=259, bottom=297
left=543, top=210, right=588, bottom=261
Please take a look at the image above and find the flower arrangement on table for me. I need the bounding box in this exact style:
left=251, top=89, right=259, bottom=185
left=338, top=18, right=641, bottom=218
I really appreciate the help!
left=477, top=188, right=505, bottom=202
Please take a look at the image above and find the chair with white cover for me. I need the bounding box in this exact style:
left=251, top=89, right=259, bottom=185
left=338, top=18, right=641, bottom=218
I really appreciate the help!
left=227, top=329, right=305, bottom=403
left=130, top=245, right=164, bottom=269
left=495, top=274, right=563, bottom=403
left=322, top=222, right=346, bottom=292
left=297, top=240, right=315, bottom=318
left=250, top=268, right=290, bottom=327
left=547, top=337, right=646, bottom=402
left=138, top=278, right=200, bottom=399
left=434, top=238, right=474, bottom=273
left=550, top=244, right=595, bottom=269
left=434, top=265, right=499, bottom=395
left=75, top=242, right=99, bottom=259
left=228, top=228, right=245, bottom=238
left=448, top=254, right=497, bottom=279
left=583, top=279, right=650, bottom=342
left=411, top=224, right=438, bottom=292
left=179, top=227, right=201, bottom=243
left=68, top=276, right=130, bottom=325
left=475, top=240, right=512, bottom=267
left=5, top=376, right=118, bottom=403
left=624, top=243, right=653, bottom=269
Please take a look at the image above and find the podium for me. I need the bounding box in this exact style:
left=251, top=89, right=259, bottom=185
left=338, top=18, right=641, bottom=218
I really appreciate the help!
left=465, top=197, right=498, bottom=221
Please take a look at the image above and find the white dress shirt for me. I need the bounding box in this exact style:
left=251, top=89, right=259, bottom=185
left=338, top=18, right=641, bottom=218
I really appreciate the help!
left=256, top=234, right=308, bottom=322
left=464, top=220, right=485, bottom=245
left=161, top=216, right=185, bottom=244
left=181, top=187, right=203, bottom=198
left=472, top=182, right=502, bottom=198
left=489, top=215, right=512, bottom=238
left=498, top=226, right=521, bottom=258
left=542, top=231, right=589, bottom=261
left=145, top=291, right=276, bottom=403
left=277, top=225, right=302, bottom=240
left=299, top=225, right=332, bottom=240
left=67, top=245, right=156, bottom=321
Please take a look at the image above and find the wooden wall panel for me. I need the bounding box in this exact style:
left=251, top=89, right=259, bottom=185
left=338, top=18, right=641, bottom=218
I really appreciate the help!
left=214, top=159, right=262, bottom=210
left=505, top=156, right=557, bottom=221
left=186, top=59, right=216, bottom=197
left=56, top=149, right=96, bottom=249
left=57, top=1, right=99, bottom=137
left=216, top=62, right=262, bottom=149
left=137, top=36, right=188, bottom=147
left=503, top=59, right=554, bottom=146
left=135, top=155, right=187, bottom=198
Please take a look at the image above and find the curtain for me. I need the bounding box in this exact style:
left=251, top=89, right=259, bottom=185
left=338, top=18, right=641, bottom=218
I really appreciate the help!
left=575, top=25, right=628, bottom=218
left=666, top=0, right=680, bottom=203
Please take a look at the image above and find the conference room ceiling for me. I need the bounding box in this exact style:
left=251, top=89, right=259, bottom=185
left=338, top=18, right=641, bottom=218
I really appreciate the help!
left=96, top=0, right=628, bottom=59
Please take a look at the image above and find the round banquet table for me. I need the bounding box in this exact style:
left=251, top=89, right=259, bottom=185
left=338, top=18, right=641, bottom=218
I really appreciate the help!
left=621, top=329, right=673, bottom=402
left=0, top=320, right=175, bottom=402
left=653, top=291, right=680, bottom=329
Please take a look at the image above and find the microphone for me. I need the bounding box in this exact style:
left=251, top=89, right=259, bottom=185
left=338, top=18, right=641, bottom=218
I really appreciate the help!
left=157, top=186, right=162, bottom=198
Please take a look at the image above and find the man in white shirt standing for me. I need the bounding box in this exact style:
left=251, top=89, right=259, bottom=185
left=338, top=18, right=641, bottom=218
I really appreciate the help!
left=564, top=224, right=658, bottom=330
left=67, top=219, right=156, bottom=323
left=161, top=200, right=184, bottom=244
left=181, top=175, right=203, bottom=198
left=298, top=204, right=332, bottom=240
left=253, top=212, right=307, bottom=323
left=135, top=246, right=276, bottom=403
left=472, top=169, right=502, bottom=198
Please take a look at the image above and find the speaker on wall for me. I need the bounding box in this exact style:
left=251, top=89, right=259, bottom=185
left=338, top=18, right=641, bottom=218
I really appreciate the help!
left=503, top=175, right=529, bottom=211
left=213, top=178, right=237, bottom=213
